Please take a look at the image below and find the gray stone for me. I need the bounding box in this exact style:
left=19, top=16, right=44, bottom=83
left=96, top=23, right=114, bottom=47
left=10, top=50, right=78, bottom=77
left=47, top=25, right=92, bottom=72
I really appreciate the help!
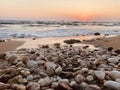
left=55, top=66, right=62, bottom=73
left=46, top=62, right=57, bottom=70
left=94, top=71, right=105, bottom=80
left=109, top=71, right=120, bottom=80
left=58, top=79, right=69, bottom=83
left=104, top=81, right=120, bottom=90
left=70, top=81, right=77, bottom=87
left=11, top=84, right=26, bottom=90
left=0, top=82, right=10, bottom=90
left=38, top=77, right=52, bottom=87
left=75, top=74, right=85, bottom=84
left=85, top=85, right=101, bottom=90
left=107, top=57, right=119, bottom=64
left=27, top=60, right=38, bottom=69
left=27, top=82, right=40, bottom=90
left=116, top=78, right=120, bottom=83
left=27, top=75, right=33, bottom=81
left=86, top=75, right=94, bottom=82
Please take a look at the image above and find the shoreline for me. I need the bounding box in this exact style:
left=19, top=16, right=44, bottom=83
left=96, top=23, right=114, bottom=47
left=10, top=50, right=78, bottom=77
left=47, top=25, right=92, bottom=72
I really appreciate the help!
left=0, top=35, right=119, bottom=53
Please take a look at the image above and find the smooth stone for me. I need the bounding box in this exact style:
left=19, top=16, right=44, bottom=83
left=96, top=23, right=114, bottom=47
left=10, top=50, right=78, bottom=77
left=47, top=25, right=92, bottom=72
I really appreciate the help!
left=94, top=71, right=105, bottom=80
left=27, top=82, right=40, bottom=90
left=55, top=66, right=62, bottom=73
left=58, top=79, right=69, bottom=83
left=6, top=54, right=17, bottom=64
left=46, top=68, right=55, bottom=76
left=70, top=81, right=77, bottom=87
left=93, top=59, right=100, bottom=65
left=86, top=75, right=94, bottom=82
left=0, top=53, right=6, bottom=59
left=38, top=77, right=52, bottom=87
left=17, top=78, right=28, bottom=84
left=109, top=71, right=120, bottom=80
left=20, top=70, right=30, bottom=77
left=107, top=57, right=119, bottom=64
left=104, top=81, right=120, bottom=90
left=72, top=84, right=85, bottom=90
left=85, top=85, right=101, bottom=90
left=0, top=82, right=10, bottom=90
left=27, top=60, right=38, bottom=69
left=27, top=75, right=33, bottom=81
left=56, top=82, right=72, bottom=90
left=51, top=82, right=59, bottom=88
left=46, top=62, right=57, bottom=70
left=75, top=74, right=85, bottom=84
left=80, top=68, right=88, bottom=74
left=80, top=82, right=88, bottom=88
left=116, top=78, right=120, bottom=83
left=11, top=84, right=26, bottom=90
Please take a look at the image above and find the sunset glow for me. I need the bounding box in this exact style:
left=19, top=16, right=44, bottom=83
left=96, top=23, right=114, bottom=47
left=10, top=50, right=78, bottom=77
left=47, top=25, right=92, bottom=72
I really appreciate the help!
left=0, top=0, right=120, bottom=21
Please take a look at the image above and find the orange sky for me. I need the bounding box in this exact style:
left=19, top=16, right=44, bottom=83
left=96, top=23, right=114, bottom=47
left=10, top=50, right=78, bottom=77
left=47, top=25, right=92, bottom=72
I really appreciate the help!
left=0, top=0, right=120, bottom=21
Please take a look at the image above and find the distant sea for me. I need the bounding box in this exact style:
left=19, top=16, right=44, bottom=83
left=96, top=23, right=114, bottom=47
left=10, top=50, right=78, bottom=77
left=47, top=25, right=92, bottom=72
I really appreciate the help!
left=0, top=20, right=120, bottom=38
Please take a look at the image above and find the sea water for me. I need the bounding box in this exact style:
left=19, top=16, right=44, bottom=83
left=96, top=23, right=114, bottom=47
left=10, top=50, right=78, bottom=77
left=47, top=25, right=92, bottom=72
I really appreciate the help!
left=0, top=20, right=120, bottom=38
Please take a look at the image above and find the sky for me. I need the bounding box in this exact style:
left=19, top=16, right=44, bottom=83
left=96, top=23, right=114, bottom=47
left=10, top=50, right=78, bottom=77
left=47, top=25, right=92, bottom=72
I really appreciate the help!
left=0, top=0, right=120, bottom=21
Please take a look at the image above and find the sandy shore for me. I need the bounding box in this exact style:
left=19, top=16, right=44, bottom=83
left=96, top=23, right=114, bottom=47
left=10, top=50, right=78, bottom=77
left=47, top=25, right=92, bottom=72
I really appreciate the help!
left=0, top=40, right=25, bottom=53
left=0, top=35, right=119, bottom=53
left=16, top=35, right=103, bottom=50
left=82, top=35, right=120, bottom=49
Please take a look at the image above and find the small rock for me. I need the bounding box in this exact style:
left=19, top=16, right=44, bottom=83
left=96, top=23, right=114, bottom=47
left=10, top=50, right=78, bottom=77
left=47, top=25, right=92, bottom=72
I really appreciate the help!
left=80, top=68, right=88, bottom=74
left=6, top=54, right=17, bottom=64
left=59, top=79, right=69, bottom=83
left=0, top=82, right=10, bottom=90
left=70, top=81, right=77, bottom=87
left=38, top=77, right=52, bottom=87
left=51, top=82, right=59, bottom=88
left=55, top=66, right=62, bottom=73
left=85, top=85, right=101, bottom=90
left=27, top=82, right=40, bottom=90
left=94, top=71, right=105, bottom=80
left=27, top=75, right=33, bottom=81
left=75, top=74, right=85, bottom=84
left=116, top=78, right=120, bottom=83
left=56, top=82, right=72, bottom=90
left=86, top=75, right=94, bottom=82
left=20, top=70, right=30, bottom=77
left=109, top=71, right=120, bottom=80
left=17, top=77, right=27, bottom=84
left=107, top=47, right=113, bottom=51
left=94, top=32, right=100, bottom=35
left=27, top=60, right=38, bottom=69
left=114, top=49, right=120, bottom=54
left=0, top=53, right=6, bottom=59
left=58, top=71, right=73, bottom=79
left=107, top=57, right=119, bottom=64
left=11, top=84, right=26, bottom=90
left=46, top=68, right=55, bottom=76
left=93, top=59, right=100, bottom=65
left=104, top=81, right=120, bottom=90
left=46, top=62, right=57, bottom=70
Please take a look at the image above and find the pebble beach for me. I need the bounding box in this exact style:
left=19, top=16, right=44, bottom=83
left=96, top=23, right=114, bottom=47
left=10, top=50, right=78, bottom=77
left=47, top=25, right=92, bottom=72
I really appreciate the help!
left=0, top=35, right=120, bottom=90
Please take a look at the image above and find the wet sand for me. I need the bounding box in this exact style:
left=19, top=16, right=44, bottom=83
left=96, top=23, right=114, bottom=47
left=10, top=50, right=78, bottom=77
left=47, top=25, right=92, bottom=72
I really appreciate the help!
left=0, top=40, right=25, bottom=53
left=0, top=35, right=119, bottom=53
left=82, top=35, right=120, bottom=49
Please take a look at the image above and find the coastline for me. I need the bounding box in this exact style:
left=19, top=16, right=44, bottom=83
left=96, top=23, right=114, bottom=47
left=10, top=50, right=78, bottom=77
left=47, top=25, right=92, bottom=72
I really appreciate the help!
left=0, top=35, right=119, bottom=53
